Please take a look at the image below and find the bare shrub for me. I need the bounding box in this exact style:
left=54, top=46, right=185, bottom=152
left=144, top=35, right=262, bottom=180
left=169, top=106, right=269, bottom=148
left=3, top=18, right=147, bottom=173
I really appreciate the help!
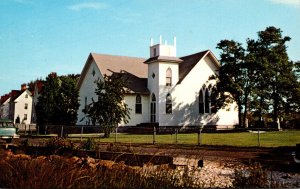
left=233, top=163, right=268, bottom=188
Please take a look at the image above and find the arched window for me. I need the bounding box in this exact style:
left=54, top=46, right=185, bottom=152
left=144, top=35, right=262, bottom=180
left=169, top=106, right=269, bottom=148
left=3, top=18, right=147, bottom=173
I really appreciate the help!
left=166, top=93, right=172, bottom=114
left=166, top=68, right=172, bottom=86
left=151, top=94, right=156, bottom=122
left=199, top=90, right=204, bottom=114
left=135, top=94, right=142, bottom=114
left=205, top=89, right=210, bottom=113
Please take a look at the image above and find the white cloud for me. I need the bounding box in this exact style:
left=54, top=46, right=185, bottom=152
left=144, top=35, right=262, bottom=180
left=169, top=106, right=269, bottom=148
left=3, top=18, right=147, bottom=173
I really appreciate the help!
left=68, top=2, right=108, bottom=11
left=268, top=0, right=300, bottom=8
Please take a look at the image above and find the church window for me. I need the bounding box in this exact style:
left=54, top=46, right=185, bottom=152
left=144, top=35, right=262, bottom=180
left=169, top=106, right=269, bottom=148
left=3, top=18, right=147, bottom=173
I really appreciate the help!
left=199, top=90, right=204, bottom=114
left=166, top=68, right=172, bottom=86
left=135, top=94, right=142, bottom=114
left=154, top=48, right=157, bottom=56
left=166, top=93, right=172, bottom=114
left=152, top=72, right=155, bottom=79
left=24, top=103, right=28, bottom=110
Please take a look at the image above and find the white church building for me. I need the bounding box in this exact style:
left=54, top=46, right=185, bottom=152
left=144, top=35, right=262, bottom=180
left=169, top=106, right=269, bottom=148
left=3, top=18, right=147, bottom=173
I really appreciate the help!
left=76, top=37, right=238, bottom=129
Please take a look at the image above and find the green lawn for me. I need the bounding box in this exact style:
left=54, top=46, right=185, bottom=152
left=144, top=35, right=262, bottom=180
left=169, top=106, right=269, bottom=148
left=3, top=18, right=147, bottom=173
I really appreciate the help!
left=75, top=130, right=300, bottom=147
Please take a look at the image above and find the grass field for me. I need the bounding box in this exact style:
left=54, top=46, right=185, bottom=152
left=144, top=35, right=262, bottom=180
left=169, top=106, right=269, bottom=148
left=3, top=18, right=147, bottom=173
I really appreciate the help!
left=73, top=130, right=300, bottom=147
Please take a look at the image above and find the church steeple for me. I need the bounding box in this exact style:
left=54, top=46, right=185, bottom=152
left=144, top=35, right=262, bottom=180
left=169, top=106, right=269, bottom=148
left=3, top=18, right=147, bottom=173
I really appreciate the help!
left=144, top=36, right=182, bottom=64
left=149, top=35, right=177, bottom=58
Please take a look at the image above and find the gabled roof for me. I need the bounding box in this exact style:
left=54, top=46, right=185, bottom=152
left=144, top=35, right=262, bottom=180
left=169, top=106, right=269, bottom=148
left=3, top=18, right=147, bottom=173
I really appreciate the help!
left=0, top=94, right=10, bottom=105
left=77, top=53, right=147, bottom=89
left=178, top=50, right=220, bottom=84
left=77, top=50, right=220, bottom=93
left=10, top=89, right=31, bottom=102
left=10, top=90, right=22, bottom=102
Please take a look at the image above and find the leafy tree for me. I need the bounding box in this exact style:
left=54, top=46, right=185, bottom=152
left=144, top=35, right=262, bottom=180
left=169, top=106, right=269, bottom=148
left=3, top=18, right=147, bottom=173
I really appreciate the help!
left=36, top=73, right=80, bottom=133
left=84, top=73, right=131, bottom=138
left=215, top=26, right=300, bottom=128
left=249, top=26, right=295, bottom=126
left=215, top=39, right=250, bottom=127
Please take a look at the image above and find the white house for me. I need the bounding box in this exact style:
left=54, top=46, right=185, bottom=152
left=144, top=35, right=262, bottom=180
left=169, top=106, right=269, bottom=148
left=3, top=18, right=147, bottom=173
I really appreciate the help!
left=4, top=84, right=33, bottom=124
left=77, top=37, right=238, bottom=128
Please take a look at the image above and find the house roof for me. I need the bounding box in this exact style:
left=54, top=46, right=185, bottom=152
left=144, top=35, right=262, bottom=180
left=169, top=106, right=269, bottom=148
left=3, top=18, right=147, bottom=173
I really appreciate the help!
left=77, top=53, right=147, bottom=90
left=10, top=90, right=22, bottom=102
left=91, top=53, right=147, bottom=77
left=78, top=50, right=220, bottom=93
left=0, top=94, right=10, bottom=105
left=178, top=50, right=220, bottom=84
left=111, top=72, right=149, bottom=94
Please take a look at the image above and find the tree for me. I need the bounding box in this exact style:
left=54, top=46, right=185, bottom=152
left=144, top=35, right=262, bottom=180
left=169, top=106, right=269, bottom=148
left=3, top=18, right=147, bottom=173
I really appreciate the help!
left=215, top=39, right=249, bottom=127
left=36, top=73, right=80, bottom=132
left=215, top=26, right=300, bottom=128
left=249, top=26, right=295, bottom=127
left=84, top=73, right=131, bottom=138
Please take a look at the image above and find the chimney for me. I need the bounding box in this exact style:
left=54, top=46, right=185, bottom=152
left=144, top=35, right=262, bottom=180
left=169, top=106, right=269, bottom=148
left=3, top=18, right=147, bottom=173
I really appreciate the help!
left=21, top=83, right=27, bottom=91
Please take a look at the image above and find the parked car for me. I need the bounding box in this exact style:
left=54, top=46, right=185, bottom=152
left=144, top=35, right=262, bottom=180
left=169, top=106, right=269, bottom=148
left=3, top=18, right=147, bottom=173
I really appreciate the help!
left=0, top=119, right=20, bottom=143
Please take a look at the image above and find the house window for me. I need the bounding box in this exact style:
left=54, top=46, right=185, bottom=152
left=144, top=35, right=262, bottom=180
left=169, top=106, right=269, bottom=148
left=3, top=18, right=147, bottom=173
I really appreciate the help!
left=135, top=94, right=142, bottom=114
left=199, top=90, right=204, bottom=114
left=24, top=114, right=27, bottom=120
left=166, top=68, right=172, bottom=86
left=25, top=94, right=28, bottom=98
left=205, top=89, right=210, bottom=113
left=24, top=103, right=28, bottom=109
left=166, top=93, right=172, bottom=114
left=151, top=93, right=156, bottom=122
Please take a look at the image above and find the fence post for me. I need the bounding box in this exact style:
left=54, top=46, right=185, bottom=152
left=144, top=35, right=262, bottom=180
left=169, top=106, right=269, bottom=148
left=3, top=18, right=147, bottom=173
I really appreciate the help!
left=115, top=126, right=117, bottom=143
left=25, top=124, right=27, bottom=135
left=175, top=127, right=178, bottom=144
left=61, top=125, right=64, bottom=138
left=81, top=126, right=83, bottom=142
left=257, top=128, right=261, bottom=147
left=153, top=126, right=156, bottom=144
left=198, top=126, right=202, bottom=146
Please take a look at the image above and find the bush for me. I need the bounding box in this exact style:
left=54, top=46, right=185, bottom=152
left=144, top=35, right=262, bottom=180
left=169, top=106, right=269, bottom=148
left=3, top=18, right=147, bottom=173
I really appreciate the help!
left=233, top=163, right=268, bottom=188
left=82, top=137, right=96, bottom=150
left=45, top=137, right=76, bottom=154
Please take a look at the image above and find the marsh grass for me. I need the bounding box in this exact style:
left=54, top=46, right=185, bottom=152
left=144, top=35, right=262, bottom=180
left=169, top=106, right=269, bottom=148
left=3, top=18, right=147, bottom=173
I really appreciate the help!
left=0, top=150, right=201, bottom=189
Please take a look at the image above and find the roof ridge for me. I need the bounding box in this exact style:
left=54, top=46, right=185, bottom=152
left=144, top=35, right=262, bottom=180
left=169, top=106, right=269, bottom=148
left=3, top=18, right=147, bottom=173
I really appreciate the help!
left=180, top=50, right=210, bottom=59
left=91, top=52, right=145, bottom=60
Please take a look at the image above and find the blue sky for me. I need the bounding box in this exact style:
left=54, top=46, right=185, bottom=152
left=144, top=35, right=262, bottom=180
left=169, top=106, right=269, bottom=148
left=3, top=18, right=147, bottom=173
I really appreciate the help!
left=0, top=0, right=300, bottom=94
